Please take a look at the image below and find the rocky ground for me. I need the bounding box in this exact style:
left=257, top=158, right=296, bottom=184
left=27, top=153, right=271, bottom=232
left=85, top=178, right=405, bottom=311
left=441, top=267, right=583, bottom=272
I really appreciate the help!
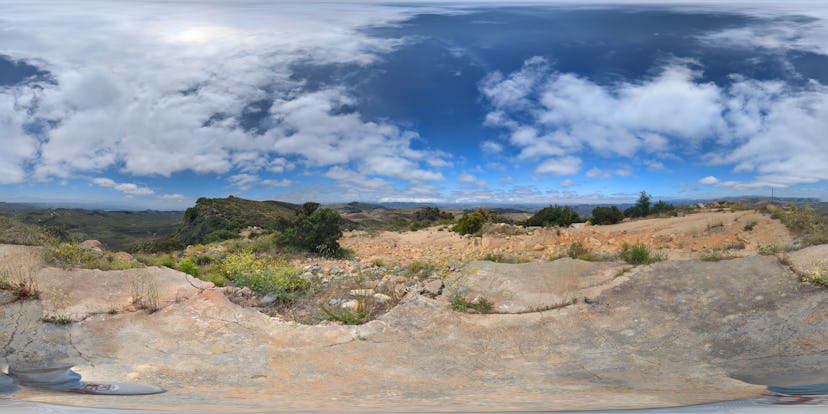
left=1, top=210, right=826, bottom=411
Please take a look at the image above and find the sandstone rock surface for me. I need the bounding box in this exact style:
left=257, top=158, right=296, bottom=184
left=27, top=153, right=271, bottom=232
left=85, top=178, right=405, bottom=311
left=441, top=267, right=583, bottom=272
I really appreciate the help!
left=2, top=244, right=827, bottom=411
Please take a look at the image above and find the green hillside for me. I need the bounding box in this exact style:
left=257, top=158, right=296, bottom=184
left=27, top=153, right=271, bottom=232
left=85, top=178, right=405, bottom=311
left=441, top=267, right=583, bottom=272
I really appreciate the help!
left=176, top=196, right=301, bottom=245
left=0, top=203, right=181, bottom=251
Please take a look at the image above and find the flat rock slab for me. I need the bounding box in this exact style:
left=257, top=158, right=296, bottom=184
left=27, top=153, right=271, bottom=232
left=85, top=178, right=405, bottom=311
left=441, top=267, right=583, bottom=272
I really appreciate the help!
left=3, top=253, right=828, bottom=411
left=445, top=258, right=629, bottom=313
left=34, top=267, right=212, bottom=320
left=787, top=244, right=828, bottom=276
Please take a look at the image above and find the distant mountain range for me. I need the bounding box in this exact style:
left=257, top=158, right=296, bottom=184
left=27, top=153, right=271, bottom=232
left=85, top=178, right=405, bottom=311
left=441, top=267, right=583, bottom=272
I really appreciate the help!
left=1, top=196, right=824, bottom=252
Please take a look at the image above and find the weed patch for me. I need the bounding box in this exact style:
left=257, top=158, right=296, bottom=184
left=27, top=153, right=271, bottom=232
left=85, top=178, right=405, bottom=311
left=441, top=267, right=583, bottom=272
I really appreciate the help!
left=619, top=243, right=663, bottom=265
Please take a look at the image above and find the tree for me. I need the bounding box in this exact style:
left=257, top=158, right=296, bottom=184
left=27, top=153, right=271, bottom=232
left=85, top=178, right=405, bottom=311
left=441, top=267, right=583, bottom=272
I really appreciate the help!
left=281, top=208, right=343, bottom=255
left=624, top=205, right=643, bottom=218
left=591, top=206, right=624, bottom=225
left=523, top=205, right=581, bottom=227
left=451, top=211, right=485, bottom=235
left=651, top=200, right=675, bottom=216
left=636, top=191, right=651, bottom=217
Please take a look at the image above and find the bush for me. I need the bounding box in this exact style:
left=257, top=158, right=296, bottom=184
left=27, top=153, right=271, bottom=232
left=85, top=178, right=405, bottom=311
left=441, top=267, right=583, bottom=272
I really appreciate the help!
left=319, top=303, right=371, bottom=325
left=175, top=258, right=200, bottom=277
left=449, top=294, right=493, bottom=314
left=220, top=249, right=271, bottom=280
left=523, top=205, right=580, bottom=227
left=651, top=200, right=675, bottom=216
left=624, top=206, right=643, bottom=218
left=567, top=242, right=591, bottom=260
left=452, top=212, right=485, bottom=235
left=281, top=208, right=343, bottom=256
left=743, top=221, right=757, bottom=231
left=591, top=206, right=624, bottom=225
left=619, top=243, right=662, bottom=265
left=46, top=242, right=141, bottom=271
left=234, top=269, right=308, bottom=297
left=771, top=205, right=828, bottom=247
left=480, top=253, right=527, bottom=264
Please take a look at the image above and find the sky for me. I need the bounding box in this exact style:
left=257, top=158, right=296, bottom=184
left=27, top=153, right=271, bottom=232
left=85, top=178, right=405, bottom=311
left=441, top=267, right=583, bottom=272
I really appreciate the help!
left=1, top=0, right=827, bottom=210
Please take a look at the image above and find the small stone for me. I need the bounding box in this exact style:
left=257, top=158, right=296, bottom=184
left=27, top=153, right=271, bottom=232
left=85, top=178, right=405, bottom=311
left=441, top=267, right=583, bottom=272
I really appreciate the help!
left=258, top=295, right=278, bottom=307
left=349, top=289, right=375, bottom=297
left=300, top=272, right=314, bottom=280
left=89, top=247, right=105, bottom=258
left=532, top=244, right=545, bottom=251
left=340, top=299, right=359, bottom=310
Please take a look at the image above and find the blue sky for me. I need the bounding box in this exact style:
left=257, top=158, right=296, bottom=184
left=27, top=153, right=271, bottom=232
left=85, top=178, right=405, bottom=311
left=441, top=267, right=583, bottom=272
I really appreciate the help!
left=1, top=1, right=827, bottom=209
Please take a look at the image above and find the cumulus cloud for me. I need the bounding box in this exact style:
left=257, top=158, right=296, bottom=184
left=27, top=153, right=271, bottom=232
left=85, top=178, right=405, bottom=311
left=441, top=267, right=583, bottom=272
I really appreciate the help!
left=160, top=193, right=189, bottom=201
left=481, top=140, right=503, bottom=154
left=534, top=156, right=582, bottom=176
left=586, top=165, right=634, bottom=179
left=0, top=90, right=38, bottom=184
left=481, top=55, right=828, bottom=189
left=0, top=0, right=445, bottom=191
left=92, top=177, right=154, bottom=196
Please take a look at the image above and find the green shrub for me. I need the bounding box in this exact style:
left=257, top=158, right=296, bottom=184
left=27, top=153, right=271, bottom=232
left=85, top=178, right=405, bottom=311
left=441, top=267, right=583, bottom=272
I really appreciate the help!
left=567, top=242, right=592, bottom=260
left=449, top=294, right=468, bottom=312
left=523, top=205, right=580, bottom=227
left=472, top=297, right=493, bottom=314
left=204, top=229, right=241, bottom=244
left=408, top=261, right=432, bottom=277
left=370, top=258, right=386, bottom=267
left=135, top=253, right=176, bottom=268
left=802, top=267, right=828, bottom=288
left=319, top=304, right=371, bottom=325
left=46, top=242, right=142, bottom=271
left=651, top=200, right=675, bottom=216
left=175, top=258, right=200, bottom=277
left=757, top=244, right=780, bottom=256
left=234, top=269, right=308, bottom=297
left=280, top=208, right=343, bottom=256
left=480, top=253, right=527, bottom=264
left=198, top=265, right=227, bottom=287
left=743, top=221, right=757, bottom=231
left=0, top=217, right=57, bottom=246
left=219, top=249, right=271, bottom=280
left=452, top=212, right=484, bottom=235
left=42, top=315, right=72, bottom=324
left=771, top=205, right=828, bottom=247
left=591, top=206, right=624, bottom=225
left=624, top=206, right=643, bottom=218
left=448, top=294, right=493, bottom=314
left=619, top=243, right=662, bottom=265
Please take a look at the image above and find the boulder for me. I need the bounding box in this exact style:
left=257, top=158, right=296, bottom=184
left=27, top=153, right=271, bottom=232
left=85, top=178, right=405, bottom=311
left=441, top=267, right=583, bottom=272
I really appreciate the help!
left=113, top=251, right=135, bottom=262
left=79, top=240, right=102, bottom=250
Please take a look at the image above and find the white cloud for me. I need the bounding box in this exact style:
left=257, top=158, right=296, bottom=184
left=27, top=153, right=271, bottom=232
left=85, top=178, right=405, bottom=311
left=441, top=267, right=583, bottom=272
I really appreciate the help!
left=482, top=57, right=724, bottom=168
left=160, top=193, right=189, bottom=201
left=261, top=178, right=292, bottom=188
left=458, top=173, right=476, bottom=182
left=586, top=165, right=634, bottom=178
left=92, top=177, right=154, bottom=196
left=482, top=55, right=828, bottom=190
left=1, top=0, right=446, bottom=192
left=535, top=156, right=581, bottom=176
left=0, top=88, right=39, bottom=184
left=560, top=179, right=576, bottom=187
left=699, top=176, right=720, bottom=185
left=481, top=140, right=503, bottom=154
